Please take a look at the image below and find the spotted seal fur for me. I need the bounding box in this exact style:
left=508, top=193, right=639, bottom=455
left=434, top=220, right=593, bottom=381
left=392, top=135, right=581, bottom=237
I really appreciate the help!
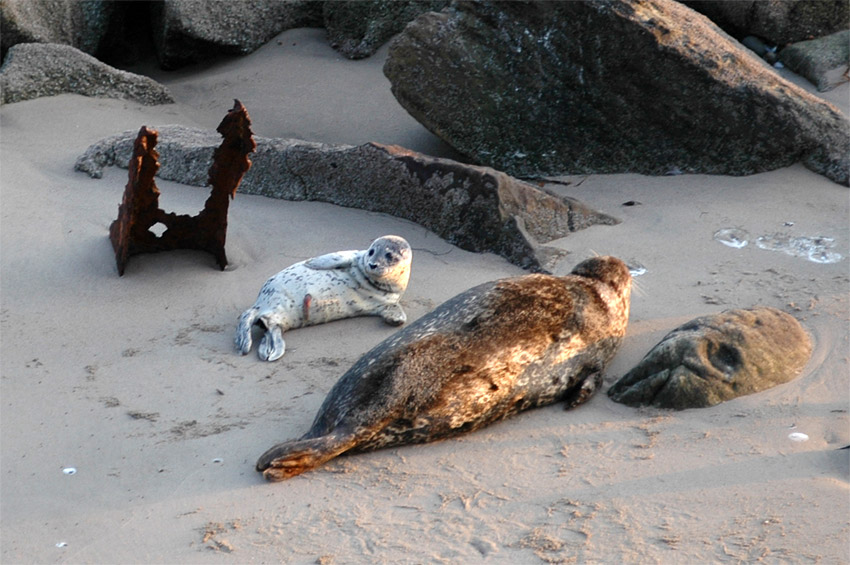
left=235, top=235, right=412, bottom=361
left=256, top=255, right=632, bottom=480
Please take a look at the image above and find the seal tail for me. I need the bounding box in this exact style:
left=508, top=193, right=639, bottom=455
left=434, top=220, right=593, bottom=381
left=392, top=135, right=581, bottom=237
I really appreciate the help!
left=235, top=307, right=259, bottom=355
left=256, top=434, right=358, bottom=481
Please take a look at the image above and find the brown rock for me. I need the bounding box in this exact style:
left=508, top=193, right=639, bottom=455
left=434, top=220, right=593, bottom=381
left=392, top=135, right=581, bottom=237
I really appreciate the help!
left=607, top=307, right=813, bottom=410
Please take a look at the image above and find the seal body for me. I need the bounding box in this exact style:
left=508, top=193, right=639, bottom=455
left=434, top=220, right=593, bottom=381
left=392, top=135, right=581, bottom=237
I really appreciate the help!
left=256, top=256, right=632, bottom=481
left=236, top=235, right=412, bottom=361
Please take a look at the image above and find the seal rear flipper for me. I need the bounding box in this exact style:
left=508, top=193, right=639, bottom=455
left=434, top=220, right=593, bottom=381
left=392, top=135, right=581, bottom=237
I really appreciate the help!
left=256, top=434, right=358, bottom=481
left=235, top=307, right=259, bottom=355
left=258, top=325, right=286, bottom=361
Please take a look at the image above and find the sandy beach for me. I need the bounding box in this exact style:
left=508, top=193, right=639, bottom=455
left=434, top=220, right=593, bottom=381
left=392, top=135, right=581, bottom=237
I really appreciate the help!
left=1, top=27, right=848, bottom=563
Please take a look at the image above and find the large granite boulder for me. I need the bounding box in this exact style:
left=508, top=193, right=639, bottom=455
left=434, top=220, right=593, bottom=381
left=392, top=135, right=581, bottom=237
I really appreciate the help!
left=75, top=125, right=619, bottom=272
left=383, top=0, right=850, bottom=186
left=150, top=0, right=323, bottom=69
left=779, top=30, right=850, bottom=92
left=0, top=43, right=173, bottom=105
left=607, top=307, right=812, bottom=410
left=323, top=0, right=449, bottom=59
left=0, top=0, right=117, bottom=61
left=685, top=0, right=849, bottom=45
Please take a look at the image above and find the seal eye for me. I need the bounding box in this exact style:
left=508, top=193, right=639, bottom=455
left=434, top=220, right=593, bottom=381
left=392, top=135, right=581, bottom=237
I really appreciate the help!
left=368, top=249, right=375, bottom=256
left=385, top=252, right=395, bottom=263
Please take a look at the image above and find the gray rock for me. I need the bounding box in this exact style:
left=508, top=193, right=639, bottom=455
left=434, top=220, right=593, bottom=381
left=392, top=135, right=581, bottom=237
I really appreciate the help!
left=0, top=43, right=173, bottom=105
left=75, top=125, right=619, bottom=272
left=685, top=0, right=849, bottom=45
left=383, top=0, right=850, bottom=186
left=780, top=30, right=850, bottom=92
left=323, top=0, right=449, bottom=60
left=0, top=0, right=118, bottom=60
left=150, top=0, right=323, bottom=69
left=607, top=307, right=812, bottom=410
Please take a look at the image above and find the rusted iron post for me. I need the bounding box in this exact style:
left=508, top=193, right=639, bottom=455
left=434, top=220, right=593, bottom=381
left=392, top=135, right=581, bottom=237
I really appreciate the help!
left=108, top=100, right=256, bottom=275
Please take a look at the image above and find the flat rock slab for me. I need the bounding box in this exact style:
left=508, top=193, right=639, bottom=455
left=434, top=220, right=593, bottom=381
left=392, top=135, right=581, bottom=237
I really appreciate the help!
left=607, top=307, right=812, bottom=410
left=0, top=42, right=173, bottom=105
left=76, top=126, right=619, bottom=272
left=780, top=30, right=850, bottom=92
left=384, top=0, right=849, bottom=185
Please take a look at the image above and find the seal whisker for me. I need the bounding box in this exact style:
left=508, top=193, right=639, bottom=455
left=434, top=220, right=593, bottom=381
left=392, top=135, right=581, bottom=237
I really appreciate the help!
left=630, top=277, right=647, bottom=299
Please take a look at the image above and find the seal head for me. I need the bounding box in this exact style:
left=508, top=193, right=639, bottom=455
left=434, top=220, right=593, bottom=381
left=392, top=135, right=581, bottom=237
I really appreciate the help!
left=256, top=256, right=631, bottom=480
left=357, top=235, right=412, bottom=293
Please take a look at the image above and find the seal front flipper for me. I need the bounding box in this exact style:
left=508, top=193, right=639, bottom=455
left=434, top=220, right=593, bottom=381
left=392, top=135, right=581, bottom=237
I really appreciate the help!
left=304, top=250, right=359, bottom=270
left=379, top=303, right=407, bottom=326
left=256, top=433, right=359, bottom=481
left=563, top=369, right=603, bottom=410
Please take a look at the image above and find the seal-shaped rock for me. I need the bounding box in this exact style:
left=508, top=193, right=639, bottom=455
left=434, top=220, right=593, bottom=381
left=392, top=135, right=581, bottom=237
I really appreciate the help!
left=256, top=255, right=632, bottom=481
left=607, top=307, right=812, bottom=410
left=235, top=235, right=412, bottom=361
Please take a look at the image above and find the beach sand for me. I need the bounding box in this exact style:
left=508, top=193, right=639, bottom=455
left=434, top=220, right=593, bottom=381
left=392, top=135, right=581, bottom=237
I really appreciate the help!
left=1, top=28, right=848, bottom=563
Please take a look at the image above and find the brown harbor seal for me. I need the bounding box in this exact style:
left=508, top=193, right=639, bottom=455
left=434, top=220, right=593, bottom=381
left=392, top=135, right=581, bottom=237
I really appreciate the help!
left=256, top=255, right=632, bottom=481
left=235, top=235, right=412, bottom=361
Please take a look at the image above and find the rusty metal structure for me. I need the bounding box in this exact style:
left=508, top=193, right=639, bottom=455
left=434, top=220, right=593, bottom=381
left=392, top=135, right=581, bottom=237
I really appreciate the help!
left=109, top=99, right=255, bottom=275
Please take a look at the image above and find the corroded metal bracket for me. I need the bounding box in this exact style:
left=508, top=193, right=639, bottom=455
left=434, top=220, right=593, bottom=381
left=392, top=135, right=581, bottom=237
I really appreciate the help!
left=109, top=99, right=255, bottom=275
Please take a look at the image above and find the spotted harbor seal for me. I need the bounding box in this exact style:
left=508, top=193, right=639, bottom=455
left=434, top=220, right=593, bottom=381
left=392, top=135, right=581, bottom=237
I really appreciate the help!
left=235, top=235, right=412, bottom=361
left=256, top=255, right=632, bottom=481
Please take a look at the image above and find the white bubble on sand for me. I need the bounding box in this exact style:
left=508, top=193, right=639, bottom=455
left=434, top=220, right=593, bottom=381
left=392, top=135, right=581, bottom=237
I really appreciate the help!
left=714, top=228, right=843, bottom=264
left=627, top=260, right=647, bottom=277
left=756, top=234, right=842, bottom=264
left=713, top=228, right=749, bottom=248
